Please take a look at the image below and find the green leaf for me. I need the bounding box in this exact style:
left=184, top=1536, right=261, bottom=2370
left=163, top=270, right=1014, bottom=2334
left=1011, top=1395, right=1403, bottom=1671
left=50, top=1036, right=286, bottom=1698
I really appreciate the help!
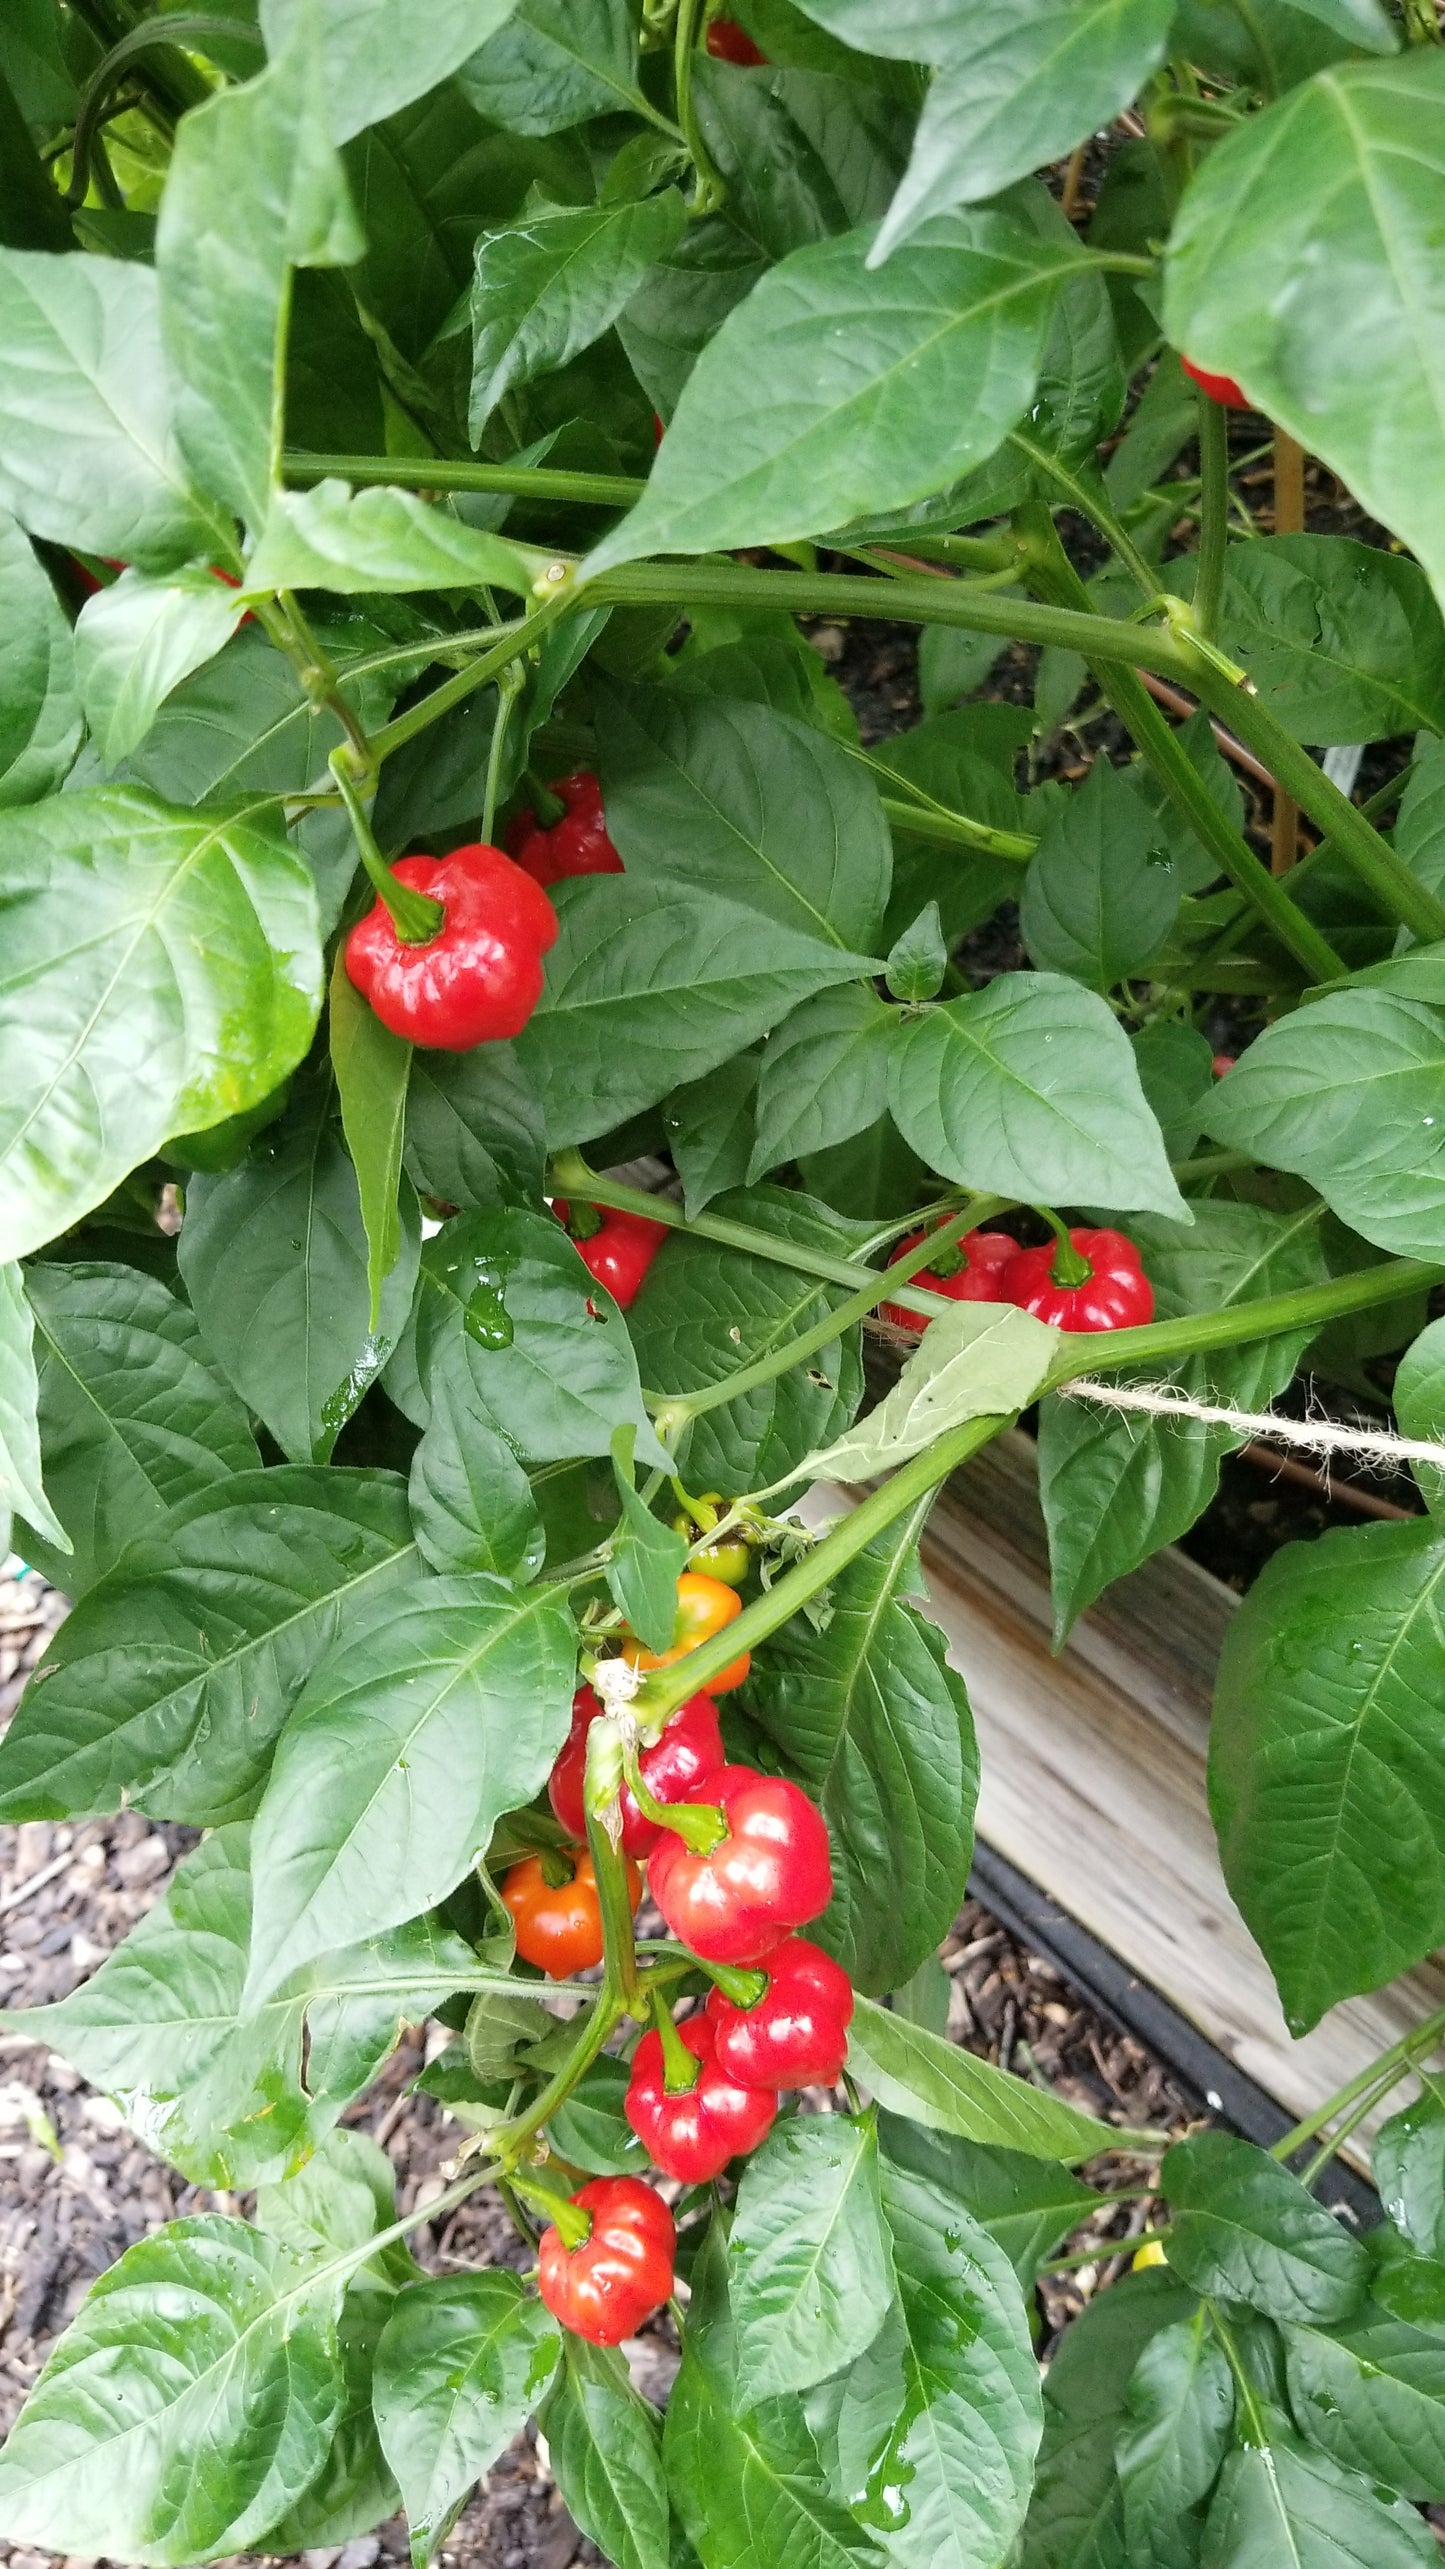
left=1037, top=1201, right=1329, bottom=1637
left=117, top=613, right=392, bottom=812
left=1202, top=2433, right=1437, bottom=2569
left=73, top=567, right=246, bottom=767
left=516, top=879, right=881, bottom=1149
left=408, top=1340, right=546, bottom=1581
left=246, top=478, right=539, bottom=596
left=1133, top=1020, right=1216, bottom=1159
left=830, top=2154, right=1043, bottom=2569
left=751, top=987, right=901, bottom=1181
left=693, top=56, right=910, bottom=259
left=746, top=1507, right=979, bottom=1993
left=1394, top=738, right=1445, bottom=928
left=889, top=971, right=1187, bottom=1217
left=0, top=0, right=76, bottom=125
left=545, top=2054, right=649, bottom=2177
left=1283, top=2297, right=1445, bottom=2500
left=1115, top=2311, right=1233, bottom=2569
left=1210, top=1514, right=1445, bottom=2032
left=156, top=12, right=361, bottom=532
left=1020, top=757, right=1181, bottom=991
left=1161, top=2131, right=1369, bottom=2324
left=1376, top=2091, right=1445, bottom=2259
left=404, top=1042, right=545, bottom=1210
left=330, top=950, right=412, bottom=1330
left=416, top=1206, right=666, bottom=1470
left=460, top=0, right=645, bottom=136
left=626, top=1186, right=867, bottom=1491
left=0, top=1261, right=64, bottom=1557
left=375, top=2273, right=560, bottom=2567
left=848, top=1993, right=1120, bottom=2162
left=244, top=1572, right=578, bottom=2003
left=0, top=787, right=323, bottom=1264
left=256, top=2125, right=403, bottom=2269
left=0, top=1466, right=417, bottom=1825
left=1206, top=534, right=1445, bottom=747
left=586, top=209, right=1084, bottom=571
left=470, top=192, right=684, bottom=437
left=596, top=681, right=891, bottom=954
left=884, top=903, right=947, bottom=1005
left=543, top=2335, right=671, bottom=2569
left=616, top=212, right=767, bottom=418
left=1020, top=2266, right=1196, bottom=2569
left=606, top=1424, right=688, bottom=1652
left=3, top=1823, right=485, bottom=2186
left=795, top=1301, right=1059, bottom=1488
left=870, top=0, right=1175, bottom=263
left=0, top=248, right=228, bottom=570
left=877, top=2114, right=1101, bottom=2292
left=260, top=2283, right=399, bottom=2550
left=178, top=1091, right=420, bottom=1464
left=669, top=629, right=859, bottom=747
left=0, top=506, right=79, bottom=806
left=0, top=2216, right=343, bottom=2565
left=1205, top=989, right=1445, bottom=1261
left=730, top=2115, right=895, bottom=2404
left=663, top=1052, right=760, bottom=1216
left=1163, top=53, right=1445, bottom=614
left=19, top=1258, right=261, bottom=1597
left=263, top=0, right=522, bottom=144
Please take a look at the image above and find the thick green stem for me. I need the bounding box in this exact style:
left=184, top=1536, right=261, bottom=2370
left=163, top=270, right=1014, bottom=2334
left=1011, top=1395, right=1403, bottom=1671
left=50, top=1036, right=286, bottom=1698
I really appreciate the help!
left=482, top=659, right=525, bottom=842
left=651, top=1985, right=704, bottom=2091
left=493, top=1994, right=622, bottom=2169
left=1193, top=391, right=1229, bottom=645
left=1045, top=1258, right=1443, bottom=1390
left=674, top=0, right=724, bottom=211
left=284, top=450, right=645, bottom=508
left=1269, top=2001, right=1445, bottom=2162
left=582, top=1720, right=644, bottom=2010
left=330, top=753, right=444, bottom=940
left=1007, top=429, right=1157, bottom=598
left=370, top=592, right=572, bottom=763
left=879, top=794, right=1034, bottom=862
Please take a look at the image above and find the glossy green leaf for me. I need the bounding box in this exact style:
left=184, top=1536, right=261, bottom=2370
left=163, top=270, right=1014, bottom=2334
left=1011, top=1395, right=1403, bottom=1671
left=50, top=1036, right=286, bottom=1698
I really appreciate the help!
left=459, top=0, right=645, bottom=136
left=0, top=506, right=79, bottom=805
left=261, top=2283, right=399, bottom=2551
left=246, top=479, right=538, bottom=597
left=156, top=13, right=361, bottom=530
left=750, top=987, right=901, bottom=1180
left=256, top=2125, right=403, bottom=2269
left=668, top=629, right=859, bottom=746
left=1021, top=757, right=1181, bottom=991
left=74, top=567, right=246, bottom=767
left=1202, top=2433, right=1437, bottom=2568
left=544, top=2335, right=671, bottom=2569
left=597, top=681, right=891, bottom=954
left=606, top=1425, right=688, bottom=1652
left=3, top=1822, right=486, bottom=2186
left=1284, top=2298, right=1445, bottom=2500
left=544, top=2054, right=648, bottom=2177
left=0, top=2217, right=343, bottom=2565
left=0, top=1261, right=63, bottom=1558
left=1375, top=2091, right=1445, bottom=2259
left=517, top=879, right=881, bottom=1148
left=730, top=2114, right=895, bottom=2404
left=416, top=1206, right=666, bottom=1470
left=1161, top=2131, right=1369, bottom=2323
left=1115, top=2310, right=1233, bottom=2569
left=408, top=1339, right=545, bottom=1582
left=876, top=2115, right=1101, bottom=2292
left=747, top=1508, right=978, bottom=1992
left=848, top=1994, right=1119, bottom=2162
left=1382, top=1313, right=1445, bottom=1517
left=1210, top=535, right=1445, bottom=747
left=19, top=1258, right=260, bottom=1597
left=178, top=1094, right=420, bottom=1464
left=117, top=613, right=393, bottom=811
left=0, top=248, right=228, bottom=570
left=403, top=1042, right=545, bottom=1210
left=1038, top=1201, right=1329, bottom=1637
left=626, top=1187, right=867, bottom=1491
left=263, top=0, right=522, bottom=144
left=244, top=1572, right=578, bottom=2002
left=0, top=1466, right=417, bottom=1824
left=616, top=212, right=767, bottom=418
left=1393, top=737, right=1445, bottom=929
left=796, top=1300, right=1059, bottom=1487
left=586, top=209, right=1084, bottom=570
left=1133, top=1020, right=1216, bottom=1159
left=663, top=1052, right=760, bottom=1216
left=1210, top=1514, right=1445, bottom=2032
left=0, top=787, right=323, bottom=1265
left=330, top=950, right=411, bottom=1329
left=470, top=192, right=684, bottom=437
left=830, top=2154, right=1043, bottom=2569
left=870, top=0, right=1175, bottom=262
left=1020, top=2266, right=1196, bottom=2569
left=1164, top=53, right=1445, bottom=612
left=889, top=971, right=1187, bottom=1217
left=375, top=2273, right=560, bottom=2566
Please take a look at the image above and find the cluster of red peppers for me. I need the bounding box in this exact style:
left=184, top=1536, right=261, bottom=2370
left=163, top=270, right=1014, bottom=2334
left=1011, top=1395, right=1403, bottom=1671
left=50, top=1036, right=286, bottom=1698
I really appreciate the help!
left=882, top=1221, right=1154, bottom=1334
left=505, top=1563, right=852, bottom=2347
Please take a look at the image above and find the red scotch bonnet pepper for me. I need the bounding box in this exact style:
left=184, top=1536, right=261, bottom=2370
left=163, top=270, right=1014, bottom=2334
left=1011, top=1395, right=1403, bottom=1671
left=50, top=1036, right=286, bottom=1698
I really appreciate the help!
left=538, top=2177, right=675, bottom=2346
left=507, top=771, right=622, bottom=888
left=553, top=1200, right=668, bottom=1308
left=706, top=16, right=767, bottom=60
left=1181, top=354, right=1248, bottom=410
left=706, top=1935, right=855, bottom=2089
left=344, top=843, right=556, bottom=1049
left=548, top=1684, right=724, bottom=1858
left=880, top=1226, right=1018, bottom=1329
left=624, top=2010, right=776, bottom=2183
left=1003, top=1225, right=1154, bottom=1331
left=648, top=1764, right=833, bottom=1965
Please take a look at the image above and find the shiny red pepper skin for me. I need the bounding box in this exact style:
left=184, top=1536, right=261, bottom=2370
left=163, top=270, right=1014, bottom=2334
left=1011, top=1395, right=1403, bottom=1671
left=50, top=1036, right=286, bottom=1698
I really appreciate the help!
left=507, top=773, right=623, bottom=890
left=555, top=1202, right=669, bottom=1308
left=1001, top=1226, right=1154, bottom=1332
left=879, top=1228, right=1018, bottom=1330
left=706, top=1935, right=855, bottom=2090
left=706, top=15, right=767, bottom=61
left=1181, top=355, right=1249, bottom=410
left=538, top=2177, right=675, bottom=2346
left=624, top=2011, right=776, bottom=2181
left=344, top=843, right=557, bottom=1049
left=549, top=1684, right=725, bottom=1858
left=648, top=1764, right=833, bottom=1966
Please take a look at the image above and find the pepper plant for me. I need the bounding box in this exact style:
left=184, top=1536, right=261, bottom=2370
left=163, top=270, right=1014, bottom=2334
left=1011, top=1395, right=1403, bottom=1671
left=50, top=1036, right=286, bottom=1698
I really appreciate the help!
left=7, top=0, right=1445, bottom=2562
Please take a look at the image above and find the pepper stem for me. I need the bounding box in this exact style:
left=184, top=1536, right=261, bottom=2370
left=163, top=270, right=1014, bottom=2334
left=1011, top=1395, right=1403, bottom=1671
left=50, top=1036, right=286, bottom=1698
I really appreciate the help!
left=510, top=2169, right=591, bottom=2248
left=330, top=750, right=445, bottom=944
left=1034, top=1205, right=1093, bottom=1288
left=632, top=1764, right=729, bottom=1856
left=583, top=1715, right=643, bottom=2008
left=698, top=1958, right=769, bottom=2009
left=651, top=1986, right=702, bottom=2094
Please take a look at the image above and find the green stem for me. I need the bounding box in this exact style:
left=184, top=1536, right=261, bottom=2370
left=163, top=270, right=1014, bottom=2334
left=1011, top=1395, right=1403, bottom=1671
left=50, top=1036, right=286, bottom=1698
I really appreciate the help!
left=1175, top=1149, right=1256, bottom=1186
left=638, top=1414, right=1008, bottom=1719
left=1193, top=390, right=1229, bottom=646
left=582, top=1717, right=643, bottom=2010
left=370, top=592, right=572, bottom=763
left=481, top=659, right=525, bottom=843
left=873, top=530, right=1021, bottom=575
left=1206, top=2302, right=1270, bottom=2449
left=65, top=14, right=258, bottom=206
left=674, top=0, right=724, bottom=213
left=1298, top=2072, right=1404, bottom=2190
left=878, top=794, right=1034, bottom=863
left=1044, top=1257, right=1444, bottom=1390
left=1007, top=430, right=1158, bottom=598
left=1269, top=2002, right=1445, bottom=2162
left=330, top=753, right=444, bottom=940
left=284, top=450, right=645, bottom=508
left=493, top=1994, right=622, bottom=2169
left=651, top=1984, right=704, bottom=2091
left=1040, top=2224, right=1170, bottom=2274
